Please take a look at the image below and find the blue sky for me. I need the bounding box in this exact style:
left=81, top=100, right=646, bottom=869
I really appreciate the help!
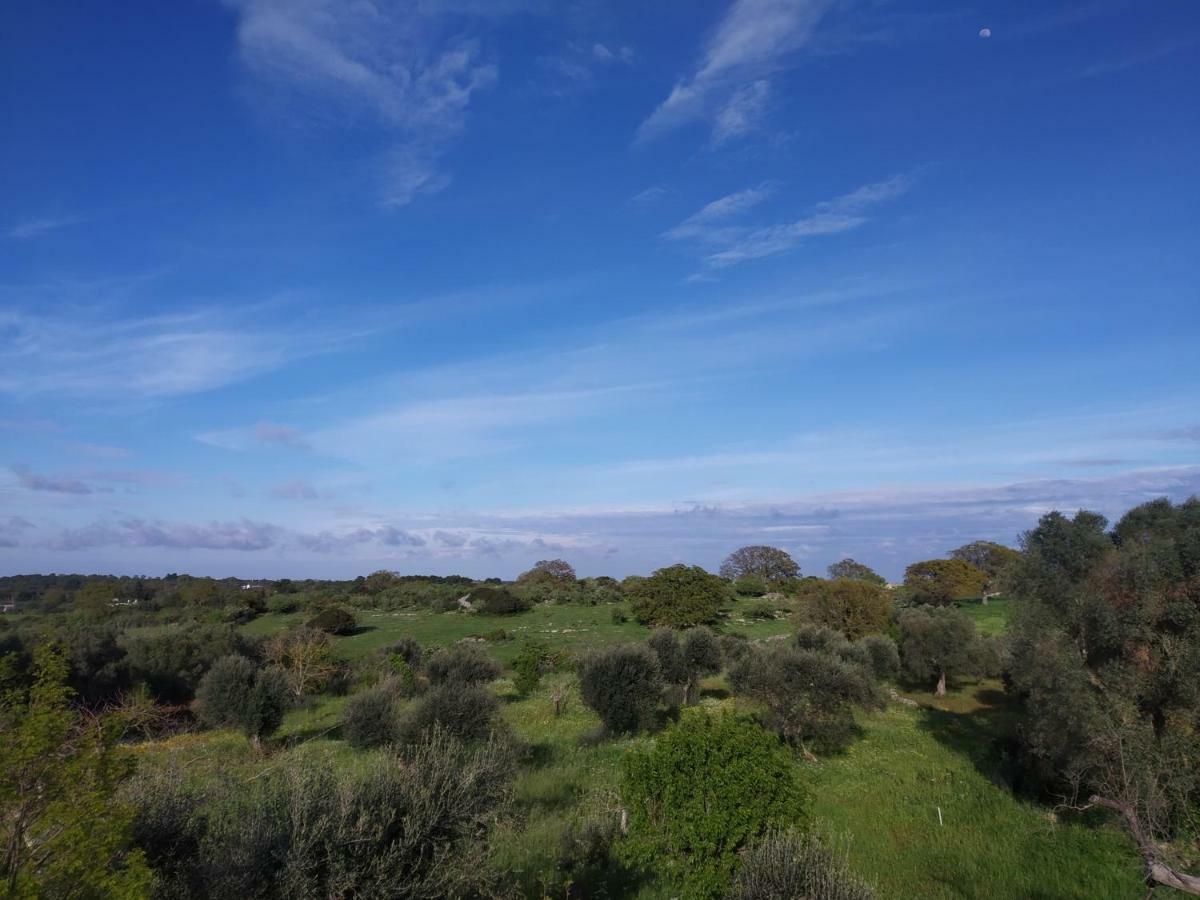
left=2, top=0, right=1198, bottom=580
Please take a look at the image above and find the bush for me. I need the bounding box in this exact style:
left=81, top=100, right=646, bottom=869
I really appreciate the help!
left=649, top=628, right=722, bottom=706
left=856, top=634, right=900, bottom=681
left=728, top=643, right=882, bottom=754
left=800, top=578, right=893, bottom=640
left=469, top=586, right=530, bottom=615
left=746, top=599, right=777, bottom=620
left=729, top=830, right=876, bottom=900
left=396, top=684, right=499, bottom=745
left=121, top=623, right=256, bottom=703
left=627, top=565, right=728, bottom=628
left=343, top=682, right=405, bottom=749
left=620, top=709, right=808, bottom=899
left=386, top=636, right=423, bottom=669
left=128, top=728, right=515, bottom=898
left=734, top=575, right=768, bottom=597
left=512, top=640, right=547, bottom=695
left=578, top=644, right=663, bottom=735
left=196, top=655, right=291, bottom=744
left=266, top=593, right=299, bottom=614
left=305, top=605, right=358, bottom=635
left=427, top=644, right=501, bottom=686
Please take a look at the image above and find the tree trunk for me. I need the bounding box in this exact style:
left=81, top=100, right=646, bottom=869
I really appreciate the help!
left=1085, top=796, right=1200, bottom=895
left=935, top=670, right=947, bottom=697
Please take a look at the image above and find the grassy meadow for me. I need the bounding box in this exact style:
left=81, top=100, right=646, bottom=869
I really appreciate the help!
left=126, top=594, right=1160, bottom=898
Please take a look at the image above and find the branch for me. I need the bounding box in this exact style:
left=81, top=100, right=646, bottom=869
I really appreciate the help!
left=1069, top=795, right=1200, bottom=896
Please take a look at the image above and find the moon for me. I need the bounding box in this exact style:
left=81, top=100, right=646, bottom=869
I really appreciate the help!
left=979, top=27, right=992, bottom=38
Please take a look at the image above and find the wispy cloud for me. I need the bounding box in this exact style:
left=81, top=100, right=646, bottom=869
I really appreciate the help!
left=270, top=479, right=319, bottom=500
left=0, top=517, right=35, bottom=548
left=6, top=216, right=82, bottom=240
left=667, top=174, right=912, bottom=271
left=224, top=0, right=498, bottom=206
left=0, top=306, right=367, bottom=400
left=637, top=0, right=833, bottom=144
left=10, top=464, right=100, bottom=495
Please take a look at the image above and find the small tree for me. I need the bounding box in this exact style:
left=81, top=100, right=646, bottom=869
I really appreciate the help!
left=733, top=575, right=768, bottom=597
left=627, top=565, right=727, bottom=628
left=902, top=559, right=986, bottom=606
left=264, top=627, right=338, bottom=698
left=620, top=709, right=808, bottom=899
left=895, top=605, right=979, bottom=695
left=511, top=640, right=547, bottom=695
left=949, top=541, right=1020, bottom=601
left=427, top=644, right=500, bottom=687
left=578, top=645, right=663, bottom=735
left=826, top=558, right=886, bottom=585
left=469, top=586, right=530, bottom=615
left=196, top=655, right=291, bottom=747
left=719, top=546, right=801, bottom=585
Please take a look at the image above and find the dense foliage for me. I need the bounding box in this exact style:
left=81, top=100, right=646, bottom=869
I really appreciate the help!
left=626, top=564, right=727, bottom=627
left=903, top=559, right=987, bottom=606
left=826, top=558, right=886, bottom=585
left=799, top=577, right=892, bottom=639
left=195, top=655, right=291, bottom=744
left=620, top=710, right=808, bottom=898
left=719, top=545, right=801, bottom=585
left=577, top=644, right=663, bottom=734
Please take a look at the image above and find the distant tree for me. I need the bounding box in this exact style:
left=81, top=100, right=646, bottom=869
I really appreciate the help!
left=578, top=644, right=663, bottom=735
left=826, top=558, right=886, bottom=585
left=517, top=559, right=577, bottom=583
left=469, top=586, right=531, bottom=615
left=895, top=606, right=979, bottom=696
left=195, top=655, right=290, bottom=747
left=949, top=541, right=1020, bottom=600
left=0, top=645, right=151, bottom=896
left=620, top=710, right=808, bottom=899
left=720, top=546, right=801, bottom=585
left=627, top=565, right=727, bottom=628
left=121, top=622, right=254, bottom=703
left=903, top=559, right=986, bottom=606
left=72, top=579, right=120, bottom=619
left=802, top=578, right=892, bottom=639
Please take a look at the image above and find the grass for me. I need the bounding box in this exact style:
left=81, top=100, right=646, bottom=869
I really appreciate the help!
left=240, top=597, right=794, bottom=665
left=954, top=597, right=1013, bottom=636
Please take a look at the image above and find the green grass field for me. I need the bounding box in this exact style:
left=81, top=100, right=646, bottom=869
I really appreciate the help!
left=954, top=597, right=1013, bottom=636
left=157, top=596, right=1160, bottom=898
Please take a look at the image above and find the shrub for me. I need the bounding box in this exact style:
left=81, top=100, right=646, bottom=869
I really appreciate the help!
left=718, top=633, right=751, bottom=665
left=343, top=682, right=405, bottom=749
left=121, top=623, right=255, bottom=703
left=855, top=634, right=900, bottom=681
left=627, top=565, right=727, bottom=628
left=427, top=644, right=501, bottom=686
left=128, top=728, right=515, bottom=898
left=467, top=585, right=530, bottom=615
left=746, top=599, right=777, bottom=620
left=620, top=709, right=808, bottom=899
left=263, top=626, right=338, bottom=698
left=512, top=640, right=547, bottom=695
left=196, top=655, right=291, bottom=744
left=386, top=636, right=423, bottom=669
left=734, top=575, right=768, bottom=597
left=578, top=644, right=663, bottom=735
left=649, top=628, right=722, bottom=706
left=610, top=608, right=628, bottom=625
left=305, top=605, right=357, bottom=635
left=266, top=593, right=299, bottom=614
left=728, top=643, right=882, bottom=754
left=729, top=830, right=876, bottom=900
left=396, top=684, right=499, bottom=745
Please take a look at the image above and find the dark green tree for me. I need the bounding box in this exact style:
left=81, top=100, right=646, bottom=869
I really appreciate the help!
left=578, top=644, right=663, bottom=735
left=826, top=558, right=886, bottom=585
left=895, top=605, right=979, bottom=695
left=903, top=559, right=986, bottom=606
left=627, top=565, right=727, bottom=627
left=719, top=546, right=801, bottom=585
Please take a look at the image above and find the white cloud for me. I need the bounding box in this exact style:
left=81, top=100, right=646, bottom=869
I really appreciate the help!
left=6, top=216, right=81, bottom=240
left=224, top=0, right=497, bottom=206
left=637, top=0, right=833, bottom=143
left=666, top=174, right=912, bottom=271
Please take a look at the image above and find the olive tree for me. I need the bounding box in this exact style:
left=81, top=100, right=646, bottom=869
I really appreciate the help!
left=195, top=655, right=291, bottom=747
left=895, top=606, right=979, bottom=696
left=577, top=644, right=663, bottom=735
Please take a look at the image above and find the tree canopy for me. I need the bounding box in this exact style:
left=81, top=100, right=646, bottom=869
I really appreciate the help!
left=903, top=558, right=987, bottom=605
left=627, top=564, right=727, bottom=628
left=826, top=558, right=886, bottom=584
left=719, top=546, right=800, bottom=585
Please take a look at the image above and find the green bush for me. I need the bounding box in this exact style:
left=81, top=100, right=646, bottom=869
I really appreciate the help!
left=734, top=575, right=768, bottom=597
left=343, top=682, right=404, bottom=749
left=746, top=599, right=777, bottom=620
left=469, top=586, right=530, bottom=615
left=856, top=634, right=900, bottom=681
left=729, top=830, right=876, bottom=900
left=577, top=644, right=663, bottom=735
left=427, top=644, right=500, bottom=686
left=512, top=640, right=547, bottom=695
left=386, top=636, right=423, bottom=669
left=620, top=709, right=808, bottom=898
left=195, top=655, right=291, bottom=744
left=266, top=593, right=299, bottom=614
left=396, top=684, right=499, bottom=745
left=121, top=623, right=256, bottom=703
left=627, top=564, right=728, bottom=628
left=305, top=605, right=358, bottom=635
